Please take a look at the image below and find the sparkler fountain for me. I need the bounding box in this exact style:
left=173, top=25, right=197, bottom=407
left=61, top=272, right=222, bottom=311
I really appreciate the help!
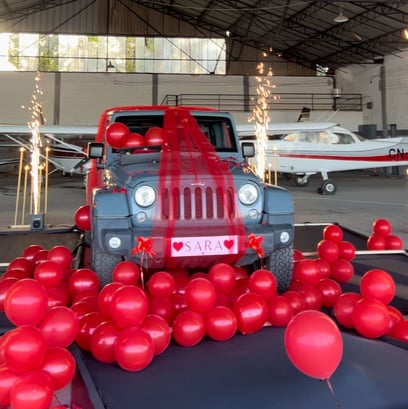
left=249, top=61, right=275, bottom=183
left=12, top=72, right=48, bottom=230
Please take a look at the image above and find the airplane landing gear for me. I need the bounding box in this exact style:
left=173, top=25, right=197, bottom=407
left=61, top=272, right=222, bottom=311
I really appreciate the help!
left=294, top=175, right=309, bottom=187
left=318, top=179, right=336, bottom=195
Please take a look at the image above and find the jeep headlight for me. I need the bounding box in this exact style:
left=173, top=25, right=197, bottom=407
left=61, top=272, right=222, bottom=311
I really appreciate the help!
left=238, top=183, right=259, bottom=205
left=134, top=185, right=156, bottom=207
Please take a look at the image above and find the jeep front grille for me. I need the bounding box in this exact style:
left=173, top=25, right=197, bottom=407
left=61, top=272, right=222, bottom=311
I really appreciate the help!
left=161, top=186, right=235, bottom=220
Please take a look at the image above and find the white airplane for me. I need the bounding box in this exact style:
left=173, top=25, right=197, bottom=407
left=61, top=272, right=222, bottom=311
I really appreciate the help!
left=0, top=125, right=96, bottom=175
left=237, top=122, right=408, bottom=194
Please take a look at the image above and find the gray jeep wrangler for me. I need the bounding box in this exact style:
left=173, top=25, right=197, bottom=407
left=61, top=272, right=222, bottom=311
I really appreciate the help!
left=86, top=106, right=294, bottom=292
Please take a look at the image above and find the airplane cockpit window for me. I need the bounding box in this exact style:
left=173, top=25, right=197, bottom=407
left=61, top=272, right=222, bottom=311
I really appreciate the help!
left=332, top=132, right=355, bottom=144
left=283, top=132, right=296, bottom=142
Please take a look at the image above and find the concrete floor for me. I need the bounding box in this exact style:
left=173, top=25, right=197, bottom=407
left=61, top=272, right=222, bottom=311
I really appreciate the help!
left=0, top=169, right=407, bottom=248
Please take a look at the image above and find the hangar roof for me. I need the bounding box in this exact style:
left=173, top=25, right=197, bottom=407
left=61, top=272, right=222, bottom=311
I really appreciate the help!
left=1, top=1, right=408, bottom=71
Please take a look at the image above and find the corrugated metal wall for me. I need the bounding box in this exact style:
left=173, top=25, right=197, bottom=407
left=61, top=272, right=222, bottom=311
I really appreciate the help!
left=0, top=0, right=315, bottom=76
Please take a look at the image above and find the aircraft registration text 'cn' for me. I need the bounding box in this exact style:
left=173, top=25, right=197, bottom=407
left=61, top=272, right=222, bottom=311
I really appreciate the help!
left=238, top=122, right=408, bottom=195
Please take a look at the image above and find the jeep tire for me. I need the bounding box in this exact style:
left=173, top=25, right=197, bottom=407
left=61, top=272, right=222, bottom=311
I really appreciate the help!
left=265, top=247, right=293, bottom=293
left=90, top=242, right=122, bottom=287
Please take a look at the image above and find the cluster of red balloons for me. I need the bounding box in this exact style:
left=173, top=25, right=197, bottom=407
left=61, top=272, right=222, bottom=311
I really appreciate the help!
left=333, top=268, right=404, bottom=339
left=0, top=244, right=79, bottom=409
left=2, top=220, right=407, bottom=393
left=367, top=218, right=404, bottom=251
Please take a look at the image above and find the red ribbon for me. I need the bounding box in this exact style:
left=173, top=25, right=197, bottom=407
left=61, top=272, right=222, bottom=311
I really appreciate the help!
left=247, top=233, right=265, bottom=259
left=132, top=236, right=155, bottom=258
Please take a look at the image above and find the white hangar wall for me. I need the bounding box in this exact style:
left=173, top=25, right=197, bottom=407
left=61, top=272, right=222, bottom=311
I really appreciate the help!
left=0, top=72, right=362, bottom=130
left=336, top=49, right=408, bottom=135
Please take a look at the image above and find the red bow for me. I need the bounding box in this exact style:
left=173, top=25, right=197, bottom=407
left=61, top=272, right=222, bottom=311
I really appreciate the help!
left=132, top=236, right=155, bottom=258
left=247, top=233, right=265, bottom=258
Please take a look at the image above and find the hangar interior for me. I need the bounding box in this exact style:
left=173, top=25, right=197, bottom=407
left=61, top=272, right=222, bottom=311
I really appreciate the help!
left=0, top=1, right=408, bottom=133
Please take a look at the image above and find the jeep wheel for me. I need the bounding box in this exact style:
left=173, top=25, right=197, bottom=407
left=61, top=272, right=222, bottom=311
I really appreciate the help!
left=91, top=242, right=122, bottom=287
left=265, top=247, right=293, bottom=293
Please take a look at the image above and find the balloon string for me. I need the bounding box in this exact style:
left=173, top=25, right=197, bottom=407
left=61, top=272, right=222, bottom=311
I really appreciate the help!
left=326, top=378, right=342, bottom=409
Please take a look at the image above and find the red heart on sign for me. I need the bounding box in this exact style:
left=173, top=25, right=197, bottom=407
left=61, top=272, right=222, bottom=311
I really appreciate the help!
left=224, top=240, right=234, bottom=249
left=173, top=242, right=184, bottom=251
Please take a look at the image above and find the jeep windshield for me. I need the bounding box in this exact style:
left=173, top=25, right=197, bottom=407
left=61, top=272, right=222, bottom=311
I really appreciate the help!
left=112, top=113, right=238, bottom=153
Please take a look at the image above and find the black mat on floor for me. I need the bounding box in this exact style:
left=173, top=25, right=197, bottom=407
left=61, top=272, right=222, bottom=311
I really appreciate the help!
left=0, top=227, right=81, bottom=263
left=294, top=223, right=368, bottom=253
left=74, top=326, right=408, bottom=409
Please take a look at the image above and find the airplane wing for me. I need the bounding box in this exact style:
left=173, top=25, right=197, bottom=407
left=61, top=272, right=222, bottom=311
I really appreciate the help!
left=0, top=124, right=96, bottom=175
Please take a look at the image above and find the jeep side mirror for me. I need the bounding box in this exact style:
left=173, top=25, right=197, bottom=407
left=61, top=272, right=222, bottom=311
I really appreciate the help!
left=241, top=142, right=255, bottom=158
left=88, top=142, right=104, bottom=159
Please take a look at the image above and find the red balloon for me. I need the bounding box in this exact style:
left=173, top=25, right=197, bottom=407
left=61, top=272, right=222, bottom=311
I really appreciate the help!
left=115, top=327, right=154, bottom=371
left=10, top=370, right=53, bottom=409
left=4, top=279, right=48, bottom=326
left=7, top=257, right=34, bottom=277
left=267, top=295, right=294, bottom=327
left=204, top=306, right=237, bottom=341
left=39, top=347, right=76, bottom=390
left=68, top=268, right=100, bottom=296
left=76, top=311, right=109, bottom=351
left=352, top=298, right=390, bottom=338
left=98, top=282, right=123, bottom=317
left=293, top=259, right=321, bottom=285
left=72, top=289, right=99, bottom=307
left=233, top=266, right=249, bottom=280
left=372, top=218, right=392, bottom=237
left=109, top=285, right=148, bottom=328
left=390, top=319, right=408, bottom=341
left=284, top=310, right=343, bottom=380
left=0, top=278, right=18, bottom=312
left=0, top=366, right=19, bottom=406
left=387, top=305, right=404, bottom=335
left=47, top=245, right=73, bottom=270
left=90, top=321, right=120, bottom=363
left=293, top=249, right=304, bottom=262
left=323, top=224, right=343, bottom=243
left=124, top=132, right=144, bottom=148
left=333, top=292, right=361, bottom=328
left=144, top=127, right=163, bottom=146
left=314, top=258, right=331, bottom=279
left=282, top=290, right=306, bottom=315
left=317, top=240, right=339, bottom=263
left=70, top=300, right=98, bottom=320
left=2, top=268, right=30, bottom=280
left=147, top=271, right=176, bottom=298
left=34, top=260, right=64, bottom=289
left=38, top=306, right=79, bottom=348
left=74, top=205, right=91, bottom=231
left=148, top=297, right=176, bottom=325
left=46, top=285, right=70, bottom=308
left=106, top=122, right=129, bottom=149
left=112, top=261, right=140, bottom=286
left=247, top=269, right=277, bottom=300
left=360, top=269, right=396, bottom=304
left=185, top=278, right=216, bottom=314
left=233, top=292, right=268, bottom=334
left=21, top=244, right=43, bottom=262
left=337, top=241, right=356, bottom=261
left=141, top=314, right=171, bottom=355
left=367, top=234, right=386, bottom=251
left=172, top=310, right=205, bottom=347
left=208, top=263, right=236, bottom=294
left=32, top=249, right=49, bottom=266
left=330, top=258, right=354, bottom=283
left=4, top=326, right=47, bottom=373
left=385, top=234, right=404, bottom=250
left=297, top=285, right=323, bottom=310
left=317, top=278, right=342, bottom=308
left=171, top=292, right=188, bottom=315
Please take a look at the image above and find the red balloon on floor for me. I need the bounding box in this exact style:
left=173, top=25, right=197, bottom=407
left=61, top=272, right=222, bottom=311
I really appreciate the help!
left=360, top=269, right=396, bottom=304
left=205, top=305, right=237, bottom=341
left=233, top=292, right=268, bottom=334
left=285, top=310, right=343, bottom=380
left=172, top=310, right=205, bottom=347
